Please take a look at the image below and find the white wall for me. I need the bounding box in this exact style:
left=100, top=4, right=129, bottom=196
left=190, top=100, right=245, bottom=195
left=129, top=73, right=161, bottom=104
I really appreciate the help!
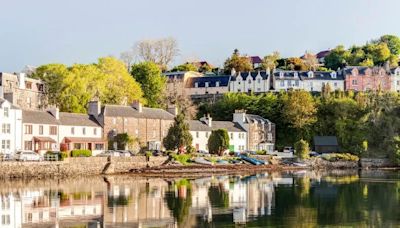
left=59, top=125, right=103, bottom=155
left=230, top=72, right=269, bottom=93
left=0, top=101, right=22, bottom=154
left=22, top=123, right=59, bottom=154
left=190, top=130, right=247, bottom=152
left=391, top=68, right=400, bottom=92
left=274, top=79, right=301, bottom=91
left=301, top=80, right=344, bottom=92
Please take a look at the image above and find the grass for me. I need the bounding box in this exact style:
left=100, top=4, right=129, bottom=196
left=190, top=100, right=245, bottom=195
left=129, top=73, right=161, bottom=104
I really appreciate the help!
left=320, top=153, right=359, bottom=162
left=171, top=154, right=192, bottom=165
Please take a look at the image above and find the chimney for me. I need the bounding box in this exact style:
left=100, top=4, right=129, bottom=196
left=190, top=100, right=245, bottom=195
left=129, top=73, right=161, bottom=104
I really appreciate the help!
left=231, top=68, right=236, bottom=76
left=167, top=104, right=178, bottom=116
left=18, top=73, right=26, bottom=89
left=88, top=99, right=101, bottom=117
left=132, top=100, right=143, bottom=113
left=48, top=106, right=59, bottom=120
left=233, top=109, right=246, bottom=124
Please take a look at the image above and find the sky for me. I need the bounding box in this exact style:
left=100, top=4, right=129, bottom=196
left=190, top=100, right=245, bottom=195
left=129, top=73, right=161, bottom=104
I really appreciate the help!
left=1, top=0, right=400, bottom=72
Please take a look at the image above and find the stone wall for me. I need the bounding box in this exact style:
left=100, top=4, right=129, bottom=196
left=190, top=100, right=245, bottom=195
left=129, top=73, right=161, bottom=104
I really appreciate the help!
left=360, top=158, right=396, bottom=168
left=0, top=156, right=169, bottom=179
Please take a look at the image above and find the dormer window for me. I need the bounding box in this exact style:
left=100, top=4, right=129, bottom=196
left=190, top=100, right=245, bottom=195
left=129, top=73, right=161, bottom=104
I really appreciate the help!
left=294, top=72, right=298, bottom=78
left=279, top=72, right=284, bottom=78
left=331, top=72, right=337, bottom=79
left=308, top=71, right=314, bottom=78
left=216, top=81, right=220, bottom=87
left=195, top=82, right=198, bottom=88
left=205, top=82, right=209, bottom=88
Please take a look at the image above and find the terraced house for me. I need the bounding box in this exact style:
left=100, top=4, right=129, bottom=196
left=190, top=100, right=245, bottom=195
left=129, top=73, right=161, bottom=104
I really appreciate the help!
left=229, top=71, right=271, bottom=93
left=88, top=100, right=175, bottom=151
left=0, top=98, right=22, bottom=155
left=340, top=66, right=392, bottom=91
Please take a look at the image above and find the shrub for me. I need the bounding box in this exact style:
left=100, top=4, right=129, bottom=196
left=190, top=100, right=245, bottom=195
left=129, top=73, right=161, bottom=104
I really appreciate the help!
left=294, top=140, right=310, bottom=159
left=171, top=154, right=192, bottom=165
left=320, top=153, right=359, bottom=162
left=186, top=145, right=196, bottom=154
left=228, top=151, right=235, bottom=156
left=256, top=150, right=267, bottom=155
left=60, top=151, right=69, bottom=160
left=71, top=149, right=92, bottom=157
left=145, top=151, right=152, bottom=157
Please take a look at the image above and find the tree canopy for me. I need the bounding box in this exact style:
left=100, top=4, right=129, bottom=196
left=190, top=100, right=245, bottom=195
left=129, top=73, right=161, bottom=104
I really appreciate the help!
left=223, top=49, right=253, bottom=73
left=131, top=62, right=167, bottom=108
left=32, top=57, right=144, bottom=113
left=163, top=113, right=193, bottom=153
left=208, top=129, right=230, bottom=156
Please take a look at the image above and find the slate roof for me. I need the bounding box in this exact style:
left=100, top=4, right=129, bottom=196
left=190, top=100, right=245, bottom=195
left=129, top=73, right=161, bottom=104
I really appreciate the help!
left=59, top=112, right=100, bottom=127
left=249, top=56, right=263, bottom=64
left=185, top=75, right=230, bottom=88
left=245, top=114, right=273, bottom=124
left=188, top=120, right=246, bottom=132
left=22, top=110, right=60, bottom=124
left=316, top=50, right=331, bottom=59
left=163, top=71, right=187, bottom=80
left=231, top=71, right=269, bottom=81
left=341, top=66, right=388, bottom=76
left=103, top=105, right=175, bottom=120
left=299, top=71, right=344, bottom=80
left=314, top=136, right=338, bottom=146
left=273, top=70, right=302, bottom=80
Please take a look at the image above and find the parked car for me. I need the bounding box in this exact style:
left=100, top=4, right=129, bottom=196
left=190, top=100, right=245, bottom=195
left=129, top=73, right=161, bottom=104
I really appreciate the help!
left=15, top=151, right=43, bottom=161
left=97, top=150, right=132, bottom=157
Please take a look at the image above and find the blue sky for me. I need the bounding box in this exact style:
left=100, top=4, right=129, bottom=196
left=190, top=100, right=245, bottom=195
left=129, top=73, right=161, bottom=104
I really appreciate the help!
left=1, top=0, right=400, bottom=72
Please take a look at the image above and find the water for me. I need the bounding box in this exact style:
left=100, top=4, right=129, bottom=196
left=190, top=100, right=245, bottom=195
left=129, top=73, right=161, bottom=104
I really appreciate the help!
left=0, top=170, right=399, bottom=228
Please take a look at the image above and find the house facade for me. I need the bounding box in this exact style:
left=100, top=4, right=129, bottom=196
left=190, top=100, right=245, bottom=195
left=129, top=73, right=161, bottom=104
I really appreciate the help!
left=185, top=75, right=231, bottom=96
left=229, top=71, right=270, bottom=93
left=341, top=66, right=392, bottom=91
left=189, top=116, right=247, bottom=152
left=233, top=110, right=275, bottom=153
left=22, top=108, right=104, bottom=155
left=0, top=72, right=46, bottom=110
left=0, top=98, right=22, bottom=155
left=390, top=67, right=400, bottom=92
left=272, top=70, right=302, bottom=91
left=299, top=71, right=345, bottom=92
left=164, top=71, right=203, bottom=98
left=89, top=100, right=175, bottom=151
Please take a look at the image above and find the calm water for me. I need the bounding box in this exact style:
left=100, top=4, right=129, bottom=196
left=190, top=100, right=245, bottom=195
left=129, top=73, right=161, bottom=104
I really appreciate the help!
left=0, top=170, right=399, bottom=228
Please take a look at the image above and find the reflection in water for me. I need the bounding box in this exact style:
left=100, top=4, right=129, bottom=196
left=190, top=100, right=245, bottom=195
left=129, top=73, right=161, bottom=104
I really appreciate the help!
left=0, top=170, right=398, bottom=227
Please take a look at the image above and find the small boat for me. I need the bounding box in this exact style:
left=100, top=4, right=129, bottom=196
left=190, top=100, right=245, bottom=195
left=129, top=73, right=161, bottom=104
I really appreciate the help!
left=216, top=160, right=229, bottom=165
left=293, top=162, right=307, bottom=167
left=239, top=155, right=265, bottom=165
left=194, top=157, right=213, bottom=165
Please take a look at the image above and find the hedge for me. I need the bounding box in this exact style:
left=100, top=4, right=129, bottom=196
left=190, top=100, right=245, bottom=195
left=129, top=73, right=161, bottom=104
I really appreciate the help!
left=71, top=149, right=92, bottom=157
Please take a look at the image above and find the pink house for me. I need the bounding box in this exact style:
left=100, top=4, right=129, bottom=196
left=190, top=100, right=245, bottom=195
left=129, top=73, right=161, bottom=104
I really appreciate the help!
left=342, top=66, right=391, bottom=91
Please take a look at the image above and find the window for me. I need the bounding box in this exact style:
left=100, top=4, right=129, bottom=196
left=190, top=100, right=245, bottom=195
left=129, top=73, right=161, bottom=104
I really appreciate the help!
left=25, top=125, right=32, bottom=134
left=39, top=125, right=43, bottom=135
left=257, top=78, right=261, bottom=83
left=280, top=81, right=284, bottom=86
left=195, top=82, right=198, bottom=88
left=71, top=127, right=75, bottom=135
left=1, top=215, right=10, bottom=225
left=2, top=198, right=10, bottom=209
left=352, top=80, right=358, bottom=85
left=112, top=118, right=116, bottom=124
left=93, top=128, right=97, bottom=135
left=268, top=133, right=273, bottom=141
left=25, top=82, right=32, bottom=89
left=82, top=127, right=86, bottom=135
left=24, top=141, right=33, bottom=150
left=216, top=81, right=220, bottom=87
left=295, top=80, right=299, bottom=86
left=1, top=140, right=10, bottom=150
left=2, top=124, right=10, bottom=134
left=95, top=144, right=104, bottom=150
left=3, top=107, right=9, bottom=117
left=230, top=133, right=233, bottom=139
left=397, top=81, right=400, bottom=86
left=50, top=126, right=57, bottom=135
left=248, top=79, right=252, bottom=84
left=196, top=132, right=199, bottom=138
left=334, top=82, right=338, bottom=87
left=205, top=132, right=209, bottom=138
left=287, top=80, right=292, bottom=87
left=205, top=82, right=209, bottom=88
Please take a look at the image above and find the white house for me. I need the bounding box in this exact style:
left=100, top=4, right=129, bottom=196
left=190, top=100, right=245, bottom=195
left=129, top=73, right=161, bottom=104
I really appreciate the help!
left=299, top=71, right=344, bottom=92
left=272, top=70, right=302, bottom=91
left=0, top=98, right=22, bottom=155
left=188, top=116, right=247, bottom=152
left=391, top=67, right=400, bottom=92
left=22, top=108, right=105, bottom=155
left=229, top=70, right=270, bottom=93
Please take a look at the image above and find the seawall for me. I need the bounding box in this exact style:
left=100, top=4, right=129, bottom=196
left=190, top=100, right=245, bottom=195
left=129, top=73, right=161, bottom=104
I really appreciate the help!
left=0, top=156, right=169, bottom=179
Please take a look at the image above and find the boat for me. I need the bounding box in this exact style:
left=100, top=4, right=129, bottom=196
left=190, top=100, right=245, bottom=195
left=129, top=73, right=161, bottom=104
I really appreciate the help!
left=216, top=160, right=229, bottom=165
left=239, top=155, right=265, bottom=165
left=293, top=162, right=307, bottom=167
left=194, top=157, right=213, bottom=165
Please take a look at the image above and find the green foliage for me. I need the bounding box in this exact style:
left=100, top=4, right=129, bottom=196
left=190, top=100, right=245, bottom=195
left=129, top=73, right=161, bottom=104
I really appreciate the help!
left=163, top=113, right=193, bottom=153
left=171, top=154, right=192, bottom=165
left=393, top=136, right=400, bottom=165
left=262, top=52, right=280, bottom=70
left=224, top=49, right=253, bottom=73
left=294, top=140, right=310, bottom=160
left=256, top=150, right=267, bottom=155
left=131, top=62, right=166, bottom=108
left=111, top=133, right=135, bottom=150
left=320, top=153, right=359, bottom=162
left=324, top=45, right=350, bottom=70
left=171, top=63, right=197, bottom=72
left=33, top=57, right=144, bottom=113
left=71, top=150, right=92, bottom=157
left=208, top=129, right=230, bottom=156
left=145, top=151, right=152, bottom=157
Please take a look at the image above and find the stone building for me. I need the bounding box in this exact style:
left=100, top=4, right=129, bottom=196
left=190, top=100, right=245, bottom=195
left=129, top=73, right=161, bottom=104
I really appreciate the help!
left=88, top=100, right=175, bottom=151
left=233, top=110, right=275, bottom=153
left=340, top=66, right=392, bottom=91
left=0, top=72, right=46, bottom=110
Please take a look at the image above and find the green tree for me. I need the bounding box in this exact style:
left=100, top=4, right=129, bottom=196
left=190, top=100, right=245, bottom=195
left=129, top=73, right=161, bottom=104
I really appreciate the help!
left=377, top=34, right=400, bottom=55
left=359, top=58, right=374, bottom=67
left=262, top=52, right=280, bottom=70
left=208, top=129, right=230, bottom=156
left=110, top=133, right=135, bottom=150
left=286, top=57, right=308, bottom=71
left=324, top=45, right=351, bottom=70
left=163, top=113, right=193, bottom=153
left=282, top=91, right=317, bottom=140
left=294, top=139, right=310, bottom=159
left=224, top=49, right=253, bottom=73
left=365, top=43, right=391, bottom=65
left=171, top=63, right=197, bottom=72
left=131, top=62, right=166, bottom=108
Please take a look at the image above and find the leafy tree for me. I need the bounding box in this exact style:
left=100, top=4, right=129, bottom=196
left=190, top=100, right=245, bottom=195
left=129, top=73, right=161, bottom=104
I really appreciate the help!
left=208, top=129, right=230, bottom=156
left=198, top=63, right=213, bottom=73
left=131, top=62, right=166, bottom=108
left=294, top=139, right=310, bottom=159
left=282, top=91, right=317, bottom=140
left=286, top=57, right=308, bottom=71
left=33, top=57, right=143, bottom=113
left=109, top=133, right=136, bottom=150
left=365, top=43, right=391, bottom=65
left=224, top=49, right=253, bottom=73
left=163, top=113, right=193, bottom=153
left=324, top=45, right=350, bottom=70
left=377, top=34, right=400, bottom=55
left=303, top=52, right=319, bottom=71
left=262, top=51, right=280, bottom=70
left=359, top=58, right=374, bottom=67
left=171, top=63, right=197, bottom=72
